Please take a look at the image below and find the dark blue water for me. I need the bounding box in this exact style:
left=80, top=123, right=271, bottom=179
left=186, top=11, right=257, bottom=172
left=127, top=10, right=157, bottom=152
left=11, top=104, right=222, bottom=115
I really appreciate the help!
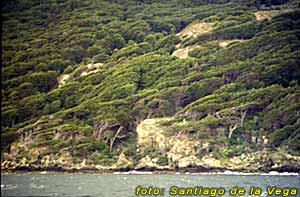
left=1, top=173, right=299, bottom=197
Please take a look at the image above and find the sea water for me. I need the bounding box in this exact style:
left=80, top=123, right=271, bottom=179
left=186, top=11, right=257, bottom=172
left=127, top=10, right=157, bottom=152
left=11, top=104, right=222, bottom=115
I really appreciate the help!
left=1, top=172, right=299, bottom=197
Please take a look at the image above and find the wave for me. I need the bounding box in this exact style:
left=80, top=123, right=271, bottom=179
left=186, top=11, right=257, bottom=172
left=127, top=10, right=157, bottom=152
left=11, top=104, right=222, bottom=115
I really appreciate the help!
left=1, top=184, right=18, bottom=190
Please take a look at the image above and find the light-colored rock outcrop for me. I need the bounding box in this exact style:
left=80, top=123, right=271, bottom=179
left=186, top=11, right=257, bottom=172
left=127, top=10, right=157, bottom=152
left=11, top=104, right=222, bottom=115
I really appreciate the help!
left=254, top=10, right=294, bottom=22
left=57, top=74, right=70, bottom=87
left=114, top=152, right=134, bottom=168
left=217, top=39, right=243, bottom=48
left=172, top=47, right=191, bottom=59
left=57, top=62, right=103, bottom=87
left=136, top=118, right=202, bottom=168
left=177, top=22, right=214, bottom=39
left=80, top=63, right=103, bottom=77
left=136, top=118, right=169, bottom=151
left=136, top=155, right=159, bottom=169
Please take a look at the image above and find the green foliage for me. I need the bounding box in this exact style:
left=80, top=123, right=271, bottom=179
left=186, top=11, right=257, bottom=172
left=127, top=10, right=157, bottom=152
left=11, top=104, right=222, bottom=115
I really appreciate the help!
left=1, top=127, right=19, bottom=152
left=188, top=47, right=202, bottom=58
left=156, top=34, right=180, bottom=54
left=63, top=47, right=85, bottom=64
left=121, top=20, right=151, bottom=42
left=43, top=100, right=61, bottom=114
left=269, top=125, right=300, bottom=147
left=2, top=0, right=300, bottom=163
left=48, top=60, right=68, bottom=74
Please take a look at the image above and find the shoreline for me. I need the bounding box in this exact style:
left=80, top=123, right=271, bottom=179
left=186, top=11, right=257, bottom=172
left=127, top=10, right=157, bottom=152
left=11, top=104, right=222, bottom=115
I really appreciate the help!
left=2, top=166, right=299, bottom=175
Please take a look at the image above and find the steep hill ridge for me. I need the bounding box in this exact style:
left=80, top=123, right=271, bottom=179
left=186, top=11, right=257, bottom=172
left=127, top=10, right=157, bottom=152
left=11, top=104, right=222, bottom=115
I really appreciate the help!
left=2, top=0, right=300, bottom=172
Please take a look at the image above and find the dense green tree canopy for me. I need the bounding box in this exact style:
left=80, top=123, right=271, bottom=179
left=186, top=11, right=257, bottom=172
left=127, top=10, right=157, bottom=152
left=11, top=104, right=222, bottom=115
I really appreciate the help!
left=2, top=0, right=300, bottom=167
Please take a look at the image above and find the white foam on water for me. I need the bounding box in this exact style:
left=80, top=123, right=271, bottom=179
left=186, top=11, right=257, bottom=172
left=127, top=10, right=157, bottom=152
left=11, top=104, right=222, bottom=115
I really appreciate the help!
left=30, top=183, right=45, bottom=189
left=268, top=171, right=280, bottom=175
left=189, top=171, right=299, bottom=176
left=1, top=184, right=18, bottom=190
left=113, top=170, right=153, bottom=175
left=279, top=172, right=299, bottom=176
left=129, top=171, right=153, bottom=175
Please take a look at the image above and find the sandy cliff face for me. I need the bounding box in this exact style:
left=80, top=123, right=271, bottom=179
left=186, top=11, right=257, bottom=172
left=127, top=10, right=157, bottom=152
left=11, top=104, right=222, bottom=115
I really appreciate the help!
left=134, top=118, right=300, bottom=172
left=136, top=118, right=201, bottom=169
left=137, top=118, right=169, bottom=151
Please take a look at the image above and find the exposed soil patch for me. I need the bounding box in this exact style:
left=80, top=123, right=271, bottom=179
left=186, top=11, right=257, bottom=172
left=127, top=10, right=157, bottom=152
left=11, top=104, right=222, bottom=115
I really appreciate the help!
left=172, top=47, right=191, bottom=59
left=57, top=63, right=103, bottom=87
left=177, top=22, right=214, bottom=39
left=79, top=63, right=103, bottom=77
left=57, top=74, right=70, bottom=87
left=217, top=39, right=244, bottom=48
left=255, top=10, right=293, bottom=21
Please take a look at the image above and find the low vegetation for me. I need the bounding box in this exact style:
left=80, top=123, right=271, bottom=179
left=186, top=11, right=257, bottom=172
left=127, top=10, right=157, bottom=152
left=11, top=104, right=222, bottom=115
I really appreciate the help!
left=1, top=0, right=300, bottom=170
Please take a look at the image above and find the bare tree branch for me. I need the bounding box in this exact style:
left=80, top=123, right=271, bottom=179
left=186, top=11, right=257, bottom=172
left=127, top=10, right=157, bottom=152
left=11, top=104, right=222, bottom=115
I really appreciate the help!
left=109, top=126, right=124, bottom=153
left=228, top=123, right=238, bottom=140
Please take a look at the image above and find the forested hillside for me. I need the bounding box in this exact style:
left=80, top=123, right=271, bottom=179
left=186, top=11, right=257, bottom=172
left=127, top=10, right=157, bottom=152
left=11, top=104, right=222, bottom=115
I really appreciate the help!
left=2, top=0, right=300, bottom=172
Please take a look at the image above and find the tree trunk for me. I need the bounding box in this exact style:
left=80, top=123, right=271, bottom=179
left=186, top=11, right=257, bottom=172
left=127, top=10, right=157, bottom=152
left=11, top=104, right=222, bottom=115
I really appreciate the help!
left=240, top=110, right=247, bottom=127
left=109, top=126, right=124, bottom=153
left=228, top=124, right=238, bottom=140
